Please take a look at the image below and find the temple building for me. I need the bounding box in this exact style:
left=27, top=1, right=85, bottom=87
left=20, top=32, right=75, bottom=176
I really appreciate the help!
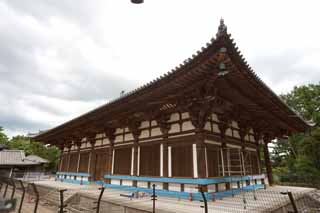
left=34, top=20, right=310, bottom=199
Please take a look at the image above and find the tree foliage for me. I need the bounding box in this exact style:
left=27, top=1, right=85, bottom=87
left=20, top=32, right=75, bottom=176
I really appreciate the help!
left=0, top=127, right=9, bottom=145
left=273, top=83, right=320, bottom=187
left=0, top=128, right=60, bottom=171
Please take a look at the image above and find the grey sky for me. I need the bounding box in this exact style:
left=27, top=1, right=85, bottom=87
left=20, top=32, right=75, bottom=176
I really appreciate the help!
left=1, top=0, right=319, bottom=137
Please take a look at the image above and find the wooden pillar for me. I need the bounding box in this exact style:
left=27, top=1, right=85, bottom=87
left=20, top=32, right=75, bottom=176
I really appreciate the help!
left=196, top=139, right=208, bottom=193
left=57, top=144, right=64, bottom=172
left=196, top=138, right=207, bottom=178
left=253, top=132, right=262, bottom=174
left=161, top=142, right=169, bottom=190
left=66, top=144, right=72, bottom=172
left=76, top=142, right=81, bottom=173
left=87, top=134, right=96, bottom=180
left=157, top=114, right=170, bottom=190
left=263, top=135, right=273, bottom=185
left=105, top=127, right=115, bottom=183
left=128, top=119, right=141, bottom=187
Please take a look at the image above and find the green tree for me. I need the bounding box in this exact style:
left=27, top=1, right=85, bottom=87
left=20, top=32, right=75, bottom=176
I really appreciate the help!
left=9, top=135, right=60, bottom=171
left=273, top=83, right=320, bottom=187
left=0, top=126, right=9, bottom=145
left=280, top=83, right=320, bottom=125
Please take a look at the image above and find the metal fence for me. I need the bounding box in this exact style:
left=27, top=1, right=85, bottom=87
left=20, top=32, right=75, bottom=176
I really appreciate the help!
left=1, top=176, right=320, bottom=213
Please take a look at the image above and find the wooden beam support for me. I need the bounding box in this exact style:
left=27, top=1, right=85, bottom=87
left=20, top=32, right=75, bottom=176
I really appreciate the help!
left=263, top=134, right=273, bottom=185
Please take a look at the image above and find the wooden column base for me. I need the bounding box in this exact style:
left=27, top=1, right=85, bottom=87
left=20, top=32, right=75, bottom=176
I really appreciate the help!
left=226, top=182, right=231, bottom=190
left=133, top=180, right=137, bottom=187
left=163, top=182, right=168, bottom=190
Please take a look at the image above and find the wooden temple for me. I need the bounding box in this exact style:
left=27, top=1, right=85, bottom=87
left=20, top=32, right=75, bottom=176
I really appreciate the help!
left=34, top=20, right=309, bottom=199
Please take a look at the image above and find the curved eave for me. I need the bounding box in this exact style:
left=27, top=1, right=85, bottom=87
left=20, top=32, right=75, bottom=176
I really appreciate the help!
left=34, top=29, right=310, bottom=143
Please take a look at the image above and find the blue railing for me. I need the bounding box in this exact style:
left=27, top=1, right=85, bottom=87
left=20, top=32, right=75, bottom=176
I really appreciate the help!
left=104, top=174, right=265, bottom=185
left=56, top=172, right=91, bottom=185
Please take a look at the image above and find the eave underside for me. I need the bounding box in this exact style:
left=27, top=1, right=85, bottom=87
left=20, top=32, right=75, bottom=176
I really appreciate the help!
left=34, top=34, right=309, bottom=144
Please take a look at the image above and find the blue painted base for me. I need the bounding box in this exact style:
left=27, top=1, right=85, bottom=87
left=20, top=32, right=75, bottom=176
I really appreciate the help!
left=56, top=178, right=90, bottom=185
left=103, top=183, right=265, bottom=201
left=104, top=174, right=265, bottom=185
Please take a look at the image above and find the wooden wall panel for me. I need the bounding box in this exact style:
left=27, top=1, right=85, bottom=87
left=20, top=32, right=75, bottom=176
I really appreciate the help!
left=140, top=144, right=160, bottom=176
left=94, top=149, right=110, bottom=180
left=251, top=152, right=259, bottom=175
left=171, top=145, right=193, bottom=177
left=114, top=148, right=131, bottom=175
left=207, top=146, right=220, bottom=177
left=68, top=153, right=78, bottom=172
left=79, top=152, right=89, bottom=173
left=60, top=154, right=68, bottom=172
left=229, top=148, right=242, bottom=176
left=244, top=151, right=259, bottom=175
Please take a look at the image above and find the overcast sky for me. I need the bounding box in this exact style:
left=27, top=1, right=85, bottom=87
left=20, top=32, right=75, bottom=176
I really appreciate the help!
left=1, top=0, right=319, bottom=137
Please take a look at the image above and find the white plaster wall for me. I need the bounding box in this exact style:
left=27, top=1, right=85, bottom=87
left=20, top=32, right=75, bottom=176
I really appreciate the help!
left=232, top=121, right=238, bottom=128
left=245, top=147, right=257, bottom=152
left=182, top=121, right=194, bottom=131
left=169, top=113, right=180, bottom=122
left=208, top=184, right=216, bottom=193
left=151, top=127, right=162, bottom=136
left=169, top=183, right=180, bottom=192
left=204, top=139, right=221, bottom=146
left=124, top=127, right=129, bottom=132
left=225, top=128, right=232, bottom=137
left=204, top=121, right=211, bottom=131
left=102, top=138, right=110, bottom=145
left=151, top=182, right=163, bottom=190
left=96, top=133, right=103, bottom=138
left=212, top=124, right=220, bottom=133
left=111, top=179, right=120, bottom=185
left=181, top=112, right=189, bottom=119
left=115, top=128, right=123, bottom=134
left=139, top=129, right=149, bottom=139
left=124, top=133, right=134, bottom=141
left=151, top=120, right=157, bottom=126
left=233, top=130, right=240, bottom=139
left=140, top=121, right=150, bottom=128
left=115, top=135, right=123, bottom=143
left=168, top=123, right=180, bottom=134
left=122, top=180, right=133, bottom=186
left=95, top=140, right=103, bottom=146
left=212, top=113, right=218, bottom=121
left=81, top=142, right=86, bottom=149
left=231, top=182, right=238, bottom=189
left=250, top=135, right=255, bottom=142
left=137, top=181, right=148, bottom=188
left=218, top=183, right=226, bottom=191
left=184, top=184, right=198, bottom=193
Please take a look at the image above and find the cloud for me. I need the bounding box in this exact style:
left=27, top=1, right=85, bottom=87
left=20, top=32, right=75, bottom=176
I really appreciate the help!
left=0, top=0, right=319, bottom=137
left=251, top=49, right=320, bottom=94
left=0, top=1, right=138, bottom=136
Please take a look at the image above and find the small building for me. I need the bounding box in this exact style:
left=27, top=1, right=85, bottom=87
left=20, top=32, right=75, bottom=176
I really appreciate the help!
left=0, top=148, right=48, bottom=179
left=33, top=20, right=310, bottom=199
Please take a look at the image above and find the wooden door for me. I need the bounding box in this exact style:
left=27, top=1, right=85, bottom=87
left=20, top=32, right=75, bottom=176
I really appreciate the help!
left=94, top=150, right=109, bottom=181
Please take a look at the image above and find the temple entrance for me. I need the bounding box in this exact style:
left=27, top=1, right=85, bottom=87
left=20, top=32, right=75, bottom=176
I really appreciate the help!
left=94, top=149, right=110, bottom=181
